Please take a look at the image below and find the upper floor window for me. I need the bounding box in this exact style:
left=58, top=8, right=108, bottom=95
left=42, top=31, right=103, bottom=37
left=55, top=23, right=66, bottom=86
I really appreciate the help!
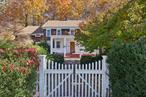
left=46, top=29, right=51, bottom=37
left=51, top=29, right=56, bottom=35
left=57, top=29, right=62, bottom=35
left=62, top=29, right=70, bottom=35
left=70, top=29, right=75, bottom=35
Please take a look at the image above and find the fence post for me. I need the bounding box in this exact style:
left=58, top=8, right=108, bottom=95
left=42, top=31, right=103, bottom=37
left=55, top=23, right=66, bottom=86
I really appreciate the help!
left=102, top=55, right=109, bottom=97
left=38, top=55, right=47, bottom=97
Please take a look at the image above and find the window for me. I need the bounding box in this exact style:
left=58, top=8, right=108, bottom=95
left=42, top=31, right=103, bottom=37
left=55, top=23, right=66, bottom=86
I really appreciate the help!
left=70, top=29, right=75, bottom=35
left=51, top=29, right=56, bottom=35
left=56, top=41, right=61, bottom=48
left=46, top=29, right=51, bottom=37
left=57, top=29, right=62, bottom=35
left=62, top=29, right=70, bottom=35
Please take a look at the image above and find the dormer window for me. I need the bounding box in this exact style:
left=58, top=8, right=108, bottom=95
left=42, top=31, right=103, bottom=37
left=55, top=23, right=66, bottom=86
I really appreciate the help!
left=57, top=29, right=62, bottom=35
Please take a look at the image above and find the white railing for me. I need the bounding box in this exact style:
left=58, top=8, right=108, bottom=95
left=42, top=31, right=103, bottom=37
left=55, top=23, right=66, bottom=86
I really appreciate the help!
left=37, top=55, right=109, bottom=97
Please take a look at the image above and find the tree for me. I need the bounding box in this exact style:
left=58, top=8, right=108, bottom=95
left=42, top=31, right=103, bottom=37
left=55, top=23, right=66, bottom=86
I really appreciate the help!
left=45, top=0, right=107, bottom=20
left=46, top=0, right=85, bottom=20
left=107, top=39, right=146, bottom=97
left=0, top=1, right=20, bottom=33
left=0, top=0, right=47, bottom=27
left=75, top=0, right=146, bottom=52
left=23, top=0, right=47, bottom=25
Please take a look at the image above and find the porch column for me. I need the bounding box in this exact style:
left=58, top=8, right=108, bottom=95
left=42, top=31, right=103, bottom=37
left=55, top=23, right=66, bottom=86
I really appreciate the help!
left=64, top=38, right=67, bottom=57
left=50, top=37, right=53, bottom=54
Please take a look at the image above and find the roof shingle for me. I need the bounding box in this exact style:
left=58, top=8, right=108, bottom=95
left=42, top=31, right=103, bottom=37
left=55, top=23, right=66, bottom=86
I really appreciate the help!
left=42, top=20, right=82, bottom=28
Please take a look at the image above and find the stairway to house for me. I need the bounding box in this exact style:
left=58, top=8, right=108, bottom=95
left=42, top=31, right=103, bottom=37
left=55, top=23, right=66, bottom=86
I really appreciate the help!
left=64, top=53, right=80, bottom=64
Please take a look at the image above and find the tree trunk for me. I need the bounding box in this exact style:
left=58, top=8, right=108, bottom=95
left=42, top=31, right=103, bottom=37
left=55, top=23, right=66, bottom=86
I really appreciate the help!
left=24, top=14, right=28, bottom=27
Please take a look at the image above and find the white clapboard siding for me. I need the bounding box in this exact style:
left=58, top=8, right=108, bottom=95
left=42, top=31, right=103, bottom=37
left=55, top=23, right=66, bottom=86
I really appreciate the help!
left=38, top=55, right=109, bottom=97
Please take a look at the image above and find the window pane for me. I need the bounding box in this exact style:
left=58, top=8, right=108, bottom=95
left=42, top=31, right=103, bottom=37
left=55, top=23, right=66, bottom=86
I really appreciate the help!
left=57, top=29, right=61, bottom=35
left=51, top=29, right=56, bottom=35
left=47, top=30, right=50, bottom=36
left=56, top=41, right=61, bottom=48
left=71, top=29, right=75, bottom=35
left=62, top=29, right=69, bottom=35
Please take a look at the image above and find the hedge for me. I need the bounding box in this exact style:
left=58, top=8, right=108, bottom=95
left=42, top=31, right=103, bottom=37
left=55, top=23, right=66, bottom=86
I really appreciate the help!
left=107, top=39, right=146, bottom=97
left=80, top=55, right=103, bottom=64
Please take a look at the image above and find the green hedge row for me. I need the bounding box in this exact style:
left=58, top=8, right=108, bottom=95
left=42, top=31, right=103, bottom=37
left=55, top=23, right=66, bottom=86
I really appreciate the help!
left=107, top=39, right=146, bottom=97
left=34, top=42, right=64, bottom=63
left=80, top=55, right=103, bottom=64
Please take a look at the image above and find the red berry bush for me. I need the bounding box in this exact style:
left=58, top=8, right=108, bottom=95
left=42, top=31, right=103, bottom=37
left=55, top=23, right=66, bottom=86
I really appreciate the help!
left=0, top=43, right=39, bottom=97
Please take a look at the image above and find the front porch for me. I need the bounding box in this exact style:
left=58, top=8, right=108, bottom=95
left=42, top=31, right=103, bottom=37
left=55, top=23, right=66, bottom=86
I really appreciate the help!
left=50, top=35, right=78, bottom=57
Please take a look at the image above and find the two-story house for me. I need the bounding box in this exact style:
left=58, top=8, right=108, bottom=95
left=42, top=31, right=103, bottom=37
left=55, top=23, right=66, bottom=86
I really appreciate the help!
left=42, top=20, right=97, bottom=58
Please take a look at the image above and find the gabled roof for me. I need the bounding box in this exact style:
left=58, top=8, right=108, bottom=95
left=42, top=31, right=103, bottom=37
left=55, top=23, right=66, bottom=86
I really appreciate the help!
left=42, top=20, right=82, bottom=28
left=18, top=26, right=43, bottom=35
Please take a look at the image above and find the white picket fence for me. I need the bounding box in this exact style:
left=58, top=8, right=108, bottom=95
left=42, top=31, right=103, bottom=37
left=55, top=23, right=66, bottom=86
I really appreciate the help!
left=36, top=55, right=109, bottom=97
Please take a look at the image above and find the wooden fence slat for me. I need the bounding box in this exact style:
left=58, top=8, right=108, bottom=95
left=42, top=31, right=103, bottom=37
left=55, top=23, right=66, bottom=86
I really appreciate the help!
left=78, top=64, right=81, bottom=97
left=85, top=64, right=88, bottom=97
left=38, top=55, right=109, bottom=97
left=54, top=62, right=57, bottom=97
left=95, top=62, right=98, bottom=97
left=58, top=63, right=61, bottom=97
left=65, top=64, right=68, bottom=97
left=71, top=64, right=74, bottom=97
left=98, top=74, right=101, bottom=97
left=81, top=64, right=84, bottom=97
left=88, top=64, right=91, bottom=97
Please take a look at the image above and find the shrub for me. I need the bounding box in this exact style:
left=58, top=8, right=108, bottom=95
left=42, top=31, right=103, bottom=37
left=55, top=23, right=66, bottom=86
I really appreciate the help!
left=33, top=42, right=64, bottom=63
left=80, top=55, right=103, bottom=64
left=37, top=42, right=50, bottom=53
left=31, top=44, right=48, bottom=55
left=48, top=54, right=64, bottom=64
left=107, top=39, right=146, bottom=97
left=0, top=41, right=39, bottom=97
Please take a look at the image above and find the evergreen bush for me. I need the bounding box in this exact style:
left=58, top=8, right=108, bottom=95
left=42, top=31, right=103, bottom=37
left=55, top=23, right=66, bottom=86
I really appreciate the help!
left=107, top=39, right=146, bottom=97
left=80, top=55, right=103, bottom=64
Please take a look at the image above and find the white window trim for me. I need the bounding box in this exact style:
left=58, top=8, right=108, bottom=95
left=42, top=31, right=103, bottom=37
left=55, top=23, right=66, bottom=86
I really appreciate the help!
left=46, top=28, right=51, bottom=37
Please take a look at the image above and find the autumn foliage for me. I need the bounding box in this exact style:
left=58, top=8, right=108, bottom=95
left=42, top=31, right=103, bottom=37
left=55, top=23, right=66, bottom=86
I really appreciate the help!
left=0, top=45, right=39, bottom=96
left=0, top=48, right=39, bottom=73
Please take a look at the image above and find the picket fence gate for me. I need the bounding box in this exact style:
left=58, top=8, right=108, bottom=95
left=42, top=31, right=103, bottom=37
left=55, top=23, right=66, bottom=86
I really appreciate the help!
left=36, top=55, right=109, bottom=97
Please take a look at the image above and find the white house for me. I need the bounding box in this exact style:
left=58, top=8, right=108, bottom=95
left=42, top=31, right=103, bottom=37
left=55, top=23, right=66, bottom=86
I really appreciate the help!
left=42, top=20, right=97, bottom=58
